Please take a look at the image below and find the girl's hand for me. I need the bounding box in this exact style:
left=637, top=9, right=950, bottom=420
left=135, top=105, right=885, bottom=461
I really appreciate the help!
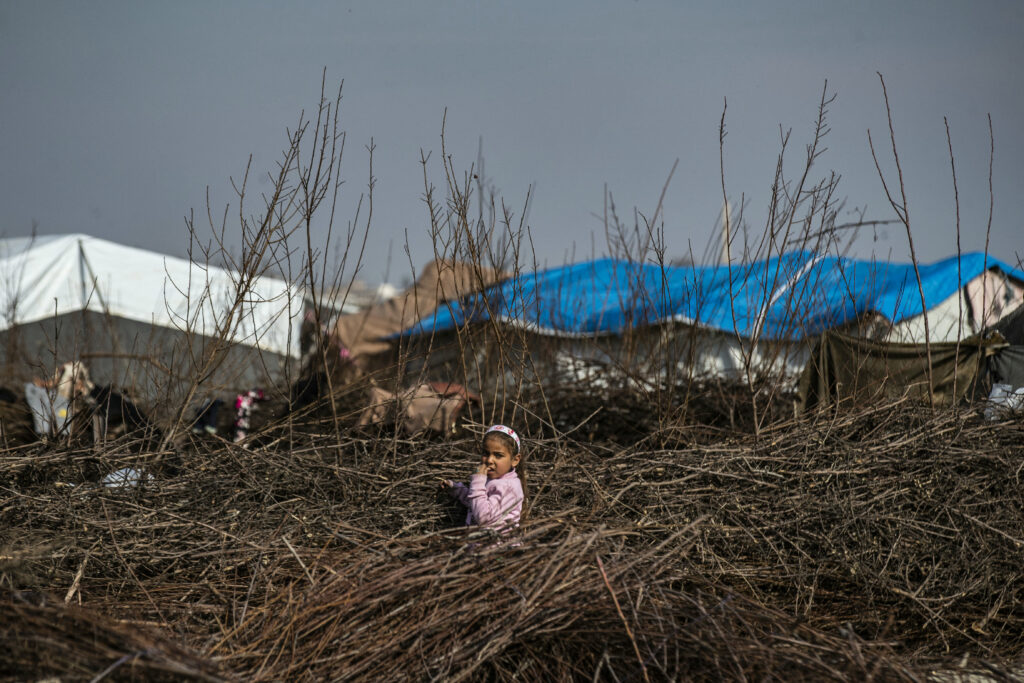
left=475, top=462, right=489, bottom=476
left=439, top=478, right=453, bottom=489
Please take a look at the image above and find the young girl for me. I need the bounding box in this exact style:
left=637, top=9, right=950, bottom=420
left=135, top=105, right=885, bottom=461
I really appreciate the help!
left=441, top=424, right=525, bottom=533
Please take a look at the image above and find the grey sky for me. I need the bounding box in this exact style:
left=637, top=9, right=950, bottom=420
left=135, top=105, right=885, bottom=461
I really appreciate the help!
left=2, top=1, right=1021, bottom=284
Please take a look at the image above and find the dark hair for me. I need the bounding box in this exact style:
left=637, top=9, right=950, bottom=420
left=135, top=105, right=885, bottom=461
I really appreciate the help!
left=482, top=431, right=528, bottom=508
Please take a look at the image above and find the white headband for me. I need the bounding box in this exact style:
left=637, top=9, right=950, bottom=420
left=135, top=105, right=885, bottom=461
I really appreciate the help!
left=484, top=424, right=520, bottom=451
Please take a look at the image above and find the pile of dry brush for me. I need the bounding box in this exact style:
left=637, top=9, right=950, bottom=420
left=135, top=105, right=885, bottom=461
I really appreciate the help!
left=2, top=385, right=1023, bottom=681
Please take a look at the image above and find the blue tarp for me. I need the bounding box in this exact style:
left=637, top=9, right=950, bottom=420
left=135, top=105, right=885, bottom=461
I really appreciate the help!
left=397, top=252, right=1024, bottom=342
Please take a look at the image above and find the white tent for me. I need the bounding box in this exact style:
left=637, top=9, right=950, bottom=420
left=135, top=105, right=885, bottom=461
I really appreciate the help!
left=0, top=234, right=301, bottom=358
left=0, top=234, right=303, bottom=397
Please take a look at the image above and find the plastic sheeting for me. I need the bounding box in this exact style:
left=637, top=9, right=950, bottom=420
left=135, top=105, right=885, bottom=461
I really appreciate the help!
left=0, top=234, right=302, bottom=358
left=398, top=252, right=1024, bottom=342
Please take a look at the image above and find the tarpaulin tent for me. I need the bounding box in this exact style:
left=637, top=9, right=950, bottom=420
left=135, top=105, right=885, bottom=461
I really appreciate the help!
left=0, top=234, right=302, bottom=395
left=399, top=252, right=1024, bottom=342
left=392, top=252, right=1024, bottom=388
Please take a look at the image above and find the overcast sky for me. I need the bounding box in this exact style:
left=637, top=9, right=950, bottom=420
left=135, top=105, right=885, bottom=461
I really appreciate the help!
left=2, top=1, right=1021, bottom=284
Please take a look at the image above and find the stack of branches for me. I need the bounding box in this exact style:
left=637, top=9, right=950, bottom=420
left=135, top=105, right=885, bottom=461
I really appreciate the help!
left=525, top=380, right=796, bottom=445
left=213, top=522, right=917, bottom=681
left=2, top=394, right=1023, bottom=679
left=1, top=591, right=224, bottom=681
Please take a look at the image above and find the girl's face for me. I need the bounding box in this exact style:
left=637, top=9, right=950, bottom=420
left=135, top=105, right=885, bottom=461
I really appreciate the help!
left=481, top=435, right=520, bottom=479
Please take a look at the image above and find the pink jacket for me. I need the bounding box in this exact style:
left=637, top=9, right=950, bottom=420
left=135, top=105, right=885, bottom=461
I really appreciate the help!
left=450, top=471, right=523, bottom=531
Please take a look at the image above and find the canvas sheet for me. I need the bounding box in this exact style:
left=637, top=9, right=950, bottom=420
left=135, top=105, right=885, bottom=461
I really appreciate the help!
left=797, top=331, right=1006, bottom=412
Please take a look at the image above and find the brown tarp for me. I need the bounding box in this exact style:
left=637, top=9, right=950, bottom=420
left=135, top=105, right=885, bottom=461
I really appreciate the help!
left=797, top=330, right=1007, bottom=413
left=330, top=260, right=506, bottom=361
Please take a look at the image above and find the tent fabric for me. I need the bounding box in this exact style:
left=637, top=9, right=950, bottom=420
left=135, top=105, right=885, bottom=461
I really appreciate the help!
left=883, top=289, right=971, bottom=344
left=0, top=234, right=301, bottom=358
left=398, top=252, right=1024, bottom=342
left=994, top=303, right=1024, bottom=345
left=331, top=259, right=506, bottom=360
left=550, top=331, right=810, bottom=385
left=797, top=331, right=1006, bottom=413
left=989, top=346, right=1024, bottom=389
